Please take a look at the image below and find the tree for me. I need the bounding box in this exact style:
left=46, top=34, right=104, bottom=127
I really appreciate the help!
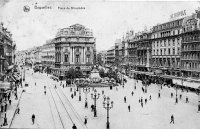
left=65, top=68, right=76, bottom=79
left=96, top=53, right=103, bottom=66
left=99, top=68, right=106, bottom=78
left=65, top=67, right=84, bottom=79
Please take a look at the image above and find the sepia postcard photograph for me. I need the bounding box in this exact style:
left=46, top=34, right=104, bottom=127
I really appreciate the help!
left=0, top=0, right=200, bottom=129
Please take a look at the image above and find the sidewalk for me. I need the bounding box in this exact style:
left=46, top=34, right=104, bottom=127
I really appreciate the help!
left=0, top=86, right=23, bottom=128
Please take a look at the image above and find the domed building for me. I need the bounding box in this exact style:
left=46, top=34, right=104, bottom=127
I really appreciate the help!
left=51, top=24, right=96, bottom=79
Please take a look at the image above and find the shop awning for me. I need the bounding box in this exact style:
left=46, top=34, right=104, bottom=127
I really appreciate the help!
left=0, top=81, right=10, bottom=89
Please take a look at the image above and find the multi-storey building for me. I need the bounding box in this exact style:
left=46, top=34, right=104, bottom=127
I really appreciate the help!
left=151, top=18, right=183, bottom=76
left=0, top=22, right=15, bottom=73
left=96, top=50, right=107, bottom=66
left=128, top=34, right=138, bottom=70
left=105, top=46, right=115, bottom=67
left=41, top=39, right=55, bottom=73
left=181, top=11, right=200, bottom=78
left=136, top=31, right=151, bottom=72
left=52, top=24, right=96, bottom=79
left=114, top=39, right=121, bottom=67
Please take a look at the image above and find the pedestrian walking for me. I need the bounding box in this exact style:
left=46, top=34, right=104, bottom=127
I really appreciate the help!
left=44, top=90, right=46, bottom=95
left=74, top=91, right=76, bottom=96
left=141, top=97, right=143, bottom=103
left=186, top=96, right=189, bottom=103
left=3, top=114, right=8, bottom=126
left=55, top=85, right=57, bottom=89
left=84, top=116, right=88, bottom=125
left=15, top=93, right=18, bottom=100
left=128, top=105, right=130, bottom=112
left=102, top=90, right=104, bottom=95
left=124, top=96, right=126, bottom=103
left=32, top=114, right=35, bottom=124
left=16, top=107, right=20, bottom=114
left=139, top=98, right=140, bottom=103
left=158, top=92, right=160, bottom=98
left=175, top=98, right=178, bottom=104
left=134, top=86, right=136, bottom=90
left=171, top=93, right=173, bottom=98
left=170, top=115, right=174, bottom=124
left=85, top=101, right=88, bottom=108
left=63, top=84, right=64, bottom=88
left=131, top=91, right=134, bottom=96
left=145, top=98, right=147, bottom=104
left=72, top=123, right=77, bottom=129
left=179, top=94, right=182, bottom=99
left=141, top=102, right=143, bottom=108
left=35, top=82, right=36, bottom=86
left=71, top=94, right=74, bottom=99
left=149, top=95, right=151, bottom=100
left=9, top=100, right=11, bottom=105
left=44, top=86, right=46, bottom=90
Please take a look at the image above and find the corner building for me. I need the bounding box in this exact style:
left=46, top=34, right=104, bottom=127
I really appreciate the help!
left=181, top=11, right=200, bottom=78
left=53, top=24, right=96, bottom=79
left=151, top=18, right=183, bottom=76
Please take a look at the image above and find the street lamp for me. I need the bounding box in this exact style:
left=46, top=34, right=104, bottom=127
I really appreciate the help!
left=175, top=83, right=178, bottom=103
left=198, top=86, right=200, bottom=111
left=83, top=85, right=90, bottom=108
left=103, top=96, right=113, bottom=129
left=91, top=89, right=100, bottom=117
left=79, top=87, right=81, bottom=101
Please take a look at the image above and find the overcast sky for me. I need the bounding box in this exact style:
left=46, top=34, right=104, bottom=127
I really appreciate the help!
left=0, top=0, right=200, bottom=51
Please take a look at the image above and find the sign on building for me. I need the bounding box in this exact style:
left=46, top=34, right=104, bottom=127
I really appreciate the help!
left=170, top=10, right=187, bottom=21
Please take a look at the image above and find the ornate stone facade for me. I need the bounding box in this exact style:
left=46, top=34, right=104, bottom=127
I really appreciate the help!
left=181, top=11, right=200, bottom=78
left=52, top=24, right=96, bottom=77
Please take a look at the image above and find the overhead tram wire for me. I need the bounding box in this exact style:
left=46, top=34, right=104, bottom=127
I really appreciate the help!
left=48, top=87, right=65, bottom=129
left=58, top=87, right=89, bottom=129
left=46, top=88, right=56, bottom=129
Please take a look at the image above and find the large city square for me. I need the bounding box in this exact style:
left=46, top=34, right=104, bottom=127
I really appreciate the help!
left=1, top=1, right=200, bottom=129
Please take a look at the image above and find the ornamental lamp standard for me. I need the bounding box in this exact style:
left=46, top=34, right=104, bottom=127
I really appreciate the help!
left=91, top=89, right=100, bottom=117
left=175, top=83, right=178, bottom=103
left=198, top=86, right=200, bottom=111
left=103, top=96, right=113, bottom=129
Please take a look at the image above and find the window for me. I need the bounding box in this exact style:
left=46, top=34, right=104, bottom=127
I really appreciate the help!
left=157, top=49, right=159, bottom=55
left=86, top=55, right=90, bottom=63
left=164, top=48, right=166, bottom=55
left=87, top=47, right=90, bottom=51
left=177, top=47, right=180, bottom=55
left=168, top=48, right=171, bottom=55
left=173, top=48, right=175, bottom=55
left=173, top=39, right=175, bottom=46
left=64, top=54, right=68, bottom=62
left=76, top=55, right=80, bottom=63
left=161, top=49, right=162, bottom=55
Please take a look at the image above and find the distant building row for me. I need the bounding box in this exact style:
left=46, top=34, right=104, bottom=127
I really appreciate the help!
left=101, top=10, right=200, bottom=78
left=0, top=22, right=16, bottom=75
left=16, top=24, right=96, bottom=79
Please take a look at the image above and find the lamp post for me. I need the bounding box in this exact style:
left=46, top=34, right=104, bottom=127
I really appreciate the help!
left=175, top=83, right=178, bottom=103
left=79, top=87, right=81, bottom=101
left=103, top=96, right=113, bottom=129
left=91, top=89, right=100, bottom=117
left=83, top=85, right=90, bottom=108
left=198, top=86, right=200, bottom=111
left=23, top=63, right=25, bottom=82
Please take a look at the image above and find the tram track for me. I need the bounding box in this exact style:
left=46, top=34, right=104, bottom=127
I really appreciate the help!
left=57, top=87, right=89, bottom=129
left=48, top=87, right=66, bottom=129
